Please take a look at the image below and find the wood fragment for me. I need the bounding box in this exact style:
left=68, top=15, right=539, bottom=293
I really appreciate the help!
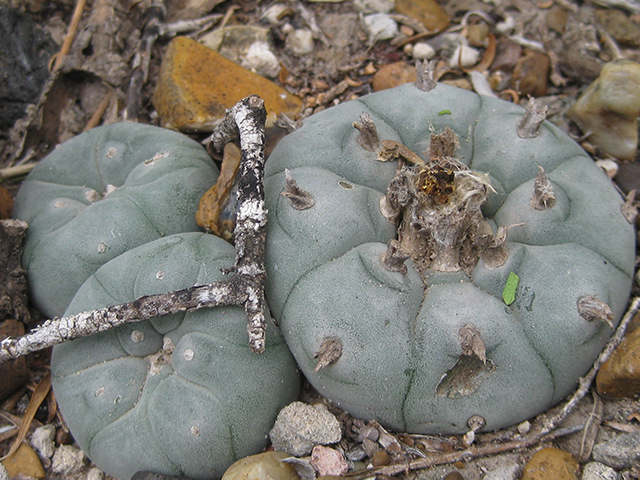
left=281, top=169, right=315, bottom=210
left=579, top=391, right=603, bottom=462
left=378, top=140, right=426, bottom=166
left=531, top=166, right=555, bottom=210
left=313, top=336, right=343, bottom=372
left=0, top=95, right=270, bottom=362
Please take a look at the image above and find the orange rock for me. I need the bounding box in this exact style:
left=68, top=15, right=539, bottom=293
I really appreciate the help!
left=153, top=36, right=302, bottom=131
left=522, top=448, right=578, bottom=480
left=372, top=61, right=417, bottom=91
left=2, top=443, right=46, bottom=479
left=597, top=326, right=640, bottom=398
left=511, top=50, right=549, bottom=97
left=394, top=0, right=450, bottom=34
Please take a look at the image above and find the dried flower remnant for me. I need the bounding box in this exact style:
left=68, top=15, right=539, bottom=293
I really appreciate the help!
left=281, top=169, right=315, bottom=210
left=517, top=97, right=548, bottom=139
left=578, top=296, right=615, bottom=329
left=415, top=59, right=437, bottom=92
left=531, top=166, right=556, bottom=210
left=380, top=239, right=410, bottom=274
left=379, top=128, right=498, bottom=275
left=313, top=336, right=343, bottom=372
left=353, top=113, right=380, bottom=152
left=459, top=324, right=486, bottom=364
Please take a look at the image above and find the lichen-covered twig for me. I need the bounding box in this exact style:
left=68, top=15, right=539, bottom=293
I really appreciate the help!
left=0, top=95, right=269, bottom=364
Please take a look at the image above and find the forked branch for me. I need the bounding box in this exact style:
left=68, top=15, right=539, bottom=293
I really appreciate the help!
left=0, top=95, right=269, bottom=364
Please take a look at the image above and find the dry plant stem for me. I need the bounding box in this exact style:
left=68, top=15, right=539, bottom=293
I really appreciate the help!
left=0, top=95, right=269, bottom=364
left=0, top=163, right=37, bottom=182
left=52, top=0, right=87, bottom=71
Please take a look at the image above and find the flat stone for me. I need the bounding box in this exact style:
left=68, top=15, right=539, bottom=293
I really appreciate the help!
left=372, top=61, right=417, bottom=91
left=567, top=59, right=640, bottom=160
left=0, top=319, right=28, bottom=402
left=581, top=462, right=620, bottom=480
left=521, top=447, right=578, bottom=480
left=153, top=36, right=302, bottom=131
left=2, top=443, right=46, bottom=479
left=30, top=424, right=56, bottom=459
left=222, top=451, right=299, bottom=480
left=592, top=431, right=640, bottom=469
left=595, top=8, right=640, bottom=48
left=269, top=401, right=342, bottom=457
left=310, top=446, right=348, bottom=476
left=363, top=13, right=399, bottom=41
left=286, top=29, right=315, bottom=55
left=51, top=445, right=85, bottom=475
left=394, top=0, right=450, bottom=34
left=596, top=325, right=640, bottom=398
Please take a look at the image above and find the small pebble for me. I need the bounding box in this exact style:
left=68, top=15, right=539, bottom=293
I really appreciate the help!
left=353, top=0, right=394, bottom=14
left=371, top=450, right=391, bottom=466
left=269, top=401, right=342, bottom=456
left=372, top=61, right=417, bottom=91
left=0, top=464, right=8, bottom=480
left=261, top=4, right=293, bottom=24
left=449, top=45, right=480, bottom=68
left=51, top=444, right=85, bottom=475
left=222, top=451, right=299, bottom=480
left=596, top=326, right=640, bottom=398
left=412, top=42, right=436, bottom=60
left=31, top=424, right=56, bottom=459
left=286, top=29, right=315, bottom=55
left=363, top=13, right=398, bottom=41
left=596, top=159, right=619, bottom=179
left=87, top=467, right=105, bottom=480
left=241, top=41, right=281, bottom=79
left=581, top=462, right=619, bottom=480
left=483, top=463, right=521, bottom=480
left=592, top=431, right=640, bottom=469
left=310, top=445, right=348, bottom=476
left=521, top=447, right=578, bottom=480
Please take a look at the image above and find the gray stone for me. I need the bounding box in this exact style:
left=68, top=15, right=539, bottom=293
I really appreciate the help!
left=412, top=42, right=436, bottom=60
left=51, top=445, right=85, bottom=475
left=0, top=463, right=8, bottom=480
left=363, top=13, right=398, bottom=41
left=269, top=401, right=342, bottom=456
left=483, top=463, right=521, bottom=480
left=241, top=42, right=281, bottom=79
left=87, top=467, right=105, bottom=480
left=30, top=424, right=56, bottom=459
left=353, top=0, right=394, bottom=14
left=592, top=431, right=640, bottom=470
left=581, top=462, right=620, bottom=480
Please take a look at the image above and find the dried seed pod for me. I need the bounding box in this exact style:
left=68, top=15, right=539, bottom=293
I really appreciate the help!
left=314, top=336, right=343, bottom=372
left=578, top=296, right=615, bottom=329
left=353, top=113, right=380, bottom=151
left=459, top=324, right=486, bottom=364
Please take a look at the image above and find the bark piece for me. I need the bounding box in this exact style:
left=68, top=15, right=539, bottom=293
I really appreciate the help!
left=578, top=296, right=615, bottom=329
left=0, top=220, right=30, bottom=324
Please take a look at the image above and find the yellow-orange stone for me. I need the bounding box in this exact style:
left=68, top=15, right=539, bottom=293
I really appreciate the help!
left=596, top=325, right=640, bottom=398
left=522, top=448, right=579, bottom=480
left=154, top=36, right=302, bottom=131
left=2, top=443, right=46, bottom=479
left=394, top=0, right=450, bottom=34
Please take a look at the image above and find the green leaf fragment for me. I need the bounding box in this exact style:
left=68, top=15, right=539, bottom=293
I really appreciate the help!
left=502, top=272, right=519, bottom=305
left=438, top=110, right=452, bottom=115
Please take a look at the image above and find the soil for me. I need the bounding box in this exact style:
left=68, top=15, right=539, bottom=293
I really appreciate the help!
left=1, top=0, right=640, bottom=479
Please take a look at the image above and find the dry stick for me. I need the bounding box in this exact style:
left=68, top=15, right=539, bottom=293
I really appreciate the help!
left=0, top=95, right=269, bottom=365
left=52, top=0, right=87, bottom=72
left=348, top=296, right=640, bottom=478
left=0, top=164, right=37, bottom=183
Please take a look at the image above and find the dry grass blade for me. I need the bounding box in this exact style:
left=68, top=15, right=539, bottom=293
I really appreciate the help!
left=0, top=371, right=51, bottom=461
left=579, top=391, right=603, bottom=462
left=52, top=0, right=88, bottom=72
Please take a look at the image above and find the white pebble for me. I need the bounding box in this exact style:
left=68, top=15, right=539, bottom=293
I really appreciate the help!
left=286, top=29, right=315, bottom=55
left=51, top=445, right=85, bottom=475
left=261, top=4, right=290, bottom=24
left=0, top=464, right=8, bottom=480
left=412, top=42, right=436, bottom=60
left=241, top=42, right=281, bottom=79
left=363, top=13, right=398, bottom=41
left=130, top=330, right=144, bottom=343
left=31, top=424, right=56, bottom=459
left=450, top=45, right=480, bottom=68
left=87, top=467, right=105, bottom=480
left=353, top=0, right=394, bottom=14
left=596, top=159, right=619, bottom=178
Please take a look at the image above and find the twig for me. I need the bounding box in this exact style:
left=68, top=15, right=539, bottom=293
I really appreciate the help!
left=52, top=0, right=87, bottom=72
left=0, top=164, right=37, bottom=183
left=0, top=95, right=269, bottom=364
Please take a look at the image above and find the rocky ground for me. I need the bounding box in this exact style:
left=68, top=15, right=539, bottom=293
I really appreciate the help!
left=1, top=0, right=640, bottom=479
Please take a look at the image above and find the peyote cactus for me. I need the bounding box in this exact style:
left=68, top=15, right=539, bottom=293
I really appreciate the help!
left=263, top=82, right=635, bottom=434
left=12, top=123, right=219, bottom=318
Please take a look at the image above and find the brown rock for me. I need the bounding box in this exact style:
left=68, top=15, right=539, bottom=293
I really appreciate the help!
left=0, top=319, right=29, bottom=402
left=2, top=442, right=46, bottom=479
left=153, top=36, right=302, bottom=131
left=521, top=448, right=578, bottom=480
left=596, top=325, right=640, bottom=398
left=490, top=38, right=522, bottom=73
left=372, top=61, right=417, bottom=91
left=394, top=0, right=449, bottom=34
left=546, top=6, right=568, bottom=35
left=511, top=50, right=549, bottom=97
left=0, top=186, right=13, bottom=219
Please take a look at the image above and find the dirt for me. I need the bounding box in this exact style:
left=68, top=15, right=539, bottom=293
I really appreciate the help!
left=1, top=0, right=640, bottom=479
